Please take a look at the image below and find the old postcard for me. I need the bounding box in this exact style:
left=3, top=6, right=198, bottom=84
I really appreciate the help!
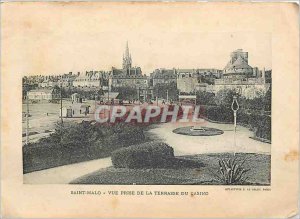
left=1, top=2, right=299, bottom=218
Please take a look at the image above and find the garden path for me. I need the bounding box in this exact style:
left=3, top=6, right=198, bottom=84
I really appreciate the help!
left=148, top=121, right=271, bottom=156
left=24, top=157, right=112, bottom=184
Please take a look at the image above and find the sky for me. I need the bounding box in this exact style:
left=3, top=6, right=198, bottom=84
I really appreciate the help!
left=3, top=3, right=272, bottom=76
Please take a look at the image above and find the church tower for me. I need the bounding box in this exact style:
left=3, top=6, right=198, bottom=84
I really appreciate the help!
left=122, top=41, right=132, bottom=72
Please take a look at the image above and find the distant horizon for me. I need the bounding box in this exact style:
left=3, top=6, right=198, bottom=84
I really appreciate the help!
left=23, top=60, right=273, bottom=77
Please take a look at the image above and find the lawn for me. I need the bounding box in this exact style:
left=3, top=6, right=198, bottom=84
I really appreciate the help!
left=70, top=153, right=270, bottom=185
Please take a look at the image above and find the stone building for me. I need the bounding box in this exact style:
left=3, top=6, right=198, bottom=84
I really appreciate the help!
left=176, top=69, right=221, bottom=93
left=73, top=71, right=109, bottom=88
left=176, top=71, right=199, bottom=93
left=207, top=49, right=271, bottom=99
left=61, top=104, right=90, bottom=118
left=223, top=49, right=253, bottom=79
left=37, top=73, right=76, bottom=88
left=59, top=73, right=77, bottom=88
left=197, top=69, right=223, bottom=78
left=175, top=50, right=270, bottom=98
left=207, top=76, right=270, bottom=99
left=109, top=74, right=148, bottom=89
left=150, top=68, right=177, bottom=87
left=27, top=89, right=59, bottom=100
left=38, top=80, right=58, bottom=88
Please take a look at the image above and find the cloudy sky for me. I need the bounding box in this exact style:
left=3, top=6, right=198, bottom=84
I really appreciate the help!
left=3, top=3, right=272, bottom=76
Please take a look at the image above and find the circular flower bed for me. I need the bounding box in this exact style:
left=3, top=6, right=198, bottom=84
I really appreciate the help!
left=172, top=126, right=224, bottom=136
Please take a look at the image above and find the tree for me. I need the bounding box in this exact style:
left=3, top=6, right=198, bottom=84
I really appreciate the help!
left=264, top=85, right=271, bottom=111
left=153, top=81, right=179, bottom=101
left=52, top=85, right=61, bottom=98
left=111, top=86, right=137, bottom=101
left=196, top=91, right=215, bottom=105
left=214, top=89, right=240, bottom=106
left=60, top=122, right=94, bottom=159
left=200, top=75, right=215, bottom=85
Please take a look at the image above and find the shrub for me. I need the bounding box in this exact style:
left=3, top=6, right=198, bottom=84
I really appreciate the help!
left=214, top=89, right=240, bottom=106
left=111, top=86, right=137, bottom=101
left=205, top=106, right=233, bottom=123
left=248, top=113, right=271, bottom=141
left=23, top=142, right=63, bottom=173
left=196, top=91, right=216, bottom=105
left=237, top=110, right=250, bottom=125
left=111, top=141, right=174, bottom=169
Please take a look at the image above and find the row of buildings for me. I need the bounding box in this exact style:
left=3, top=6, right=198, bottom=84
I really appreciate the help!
left=24, top=43, right=271, bottom=100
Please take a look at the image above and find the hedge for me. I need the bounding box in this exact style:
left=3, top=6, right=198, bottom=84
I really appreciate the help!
left=111, top=141, right=174, bottom=169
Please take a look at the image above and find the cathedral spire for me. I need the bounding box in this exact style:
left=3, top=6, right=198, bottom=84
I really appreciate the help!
left=125, top=41, right=130, bottom=58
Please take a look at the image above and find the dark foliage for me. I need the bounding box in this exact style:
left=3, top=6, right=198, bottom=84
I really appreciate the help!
left=23, top=122, right=146, bottom=173
left=111, top=141, right=174, bottom=169
left=203, top=105, right=233, bottom=123
left=153, top=82, right=179, bottom=101
left=53, top=85, right=104, bottom=100
left=111, top=86, right=138, bottom=101
left=196, top=91, right=216, bottom=105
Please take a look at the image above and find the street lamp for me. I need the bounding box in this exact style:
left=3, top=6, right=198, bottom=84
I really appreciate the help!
left=231, top=95, right=239, bottom=156
left=26, top=91, right=29, bottom=145
left=166, top=89, right=169, bottom=103
left=138, top=87, right=140, bottom=105
left=156, top=87, right=159, bottom=106
left=60, top=82, right=63, bottom=125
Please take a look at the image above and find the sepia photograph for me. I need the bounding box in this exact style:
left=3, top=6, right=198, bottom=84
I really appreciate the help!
left=22, top=34, right=272, bottom=185
left=1, top=2, right=298, bottom=218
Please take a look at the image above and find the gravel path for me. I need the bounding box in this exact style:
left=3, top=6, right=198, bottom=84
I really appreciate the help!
left=147, top=121, right=271, bottom=156
left=23, top=157, right=112, bottom=184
